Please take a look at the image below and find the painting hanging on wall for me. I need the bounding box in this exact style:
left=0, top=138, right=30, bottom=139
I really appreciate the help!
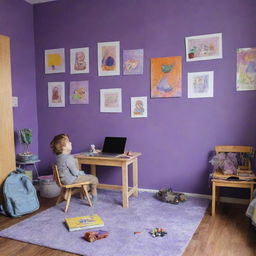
left=70, top=81, right=89, bottom=104
left=100, top=88, right=122, bottom=112
left=97, top=41, right=120, bottom=76
left=237, top=47, right=256, bottom=91
left=123, top=49, right=144, bottom=75
left=151, top=56, right=182, bottom=98
left=48, top=82, right=65, bottom=107
left=187, top=71, right=214, bottom=98
left=45, top=48, right=65, bottom=74
left=185, top=33, right=222, bottom=62
left=70, top=47, right=89, bottom=74
left=131, top=97, right=147, bottom=118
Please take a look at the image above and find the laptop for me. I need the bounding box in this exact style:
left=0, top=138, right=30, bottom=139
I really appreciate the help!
left=96, top=137, right=127, bottom=157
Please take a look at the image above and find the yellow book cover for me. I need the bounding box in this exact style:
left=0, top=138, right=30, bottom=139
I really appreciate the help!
left=65, top=214, right=104, bottom=232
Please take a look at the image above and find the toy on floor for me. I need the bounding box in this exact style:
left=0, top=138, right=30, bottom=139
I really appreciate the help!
left=84, top=230, right=109, bottom=242
left=149, top=228, right=167, bottom=237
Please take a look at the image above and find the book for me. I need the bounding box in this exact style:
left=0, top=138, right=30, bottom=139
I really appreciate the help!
left=65, top=214, right=104, bottom=232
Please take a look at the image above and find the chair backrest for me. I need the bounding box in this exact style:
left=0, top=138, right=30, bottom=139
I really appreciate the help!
left=215, top=145, right=253, bottom=170
left=52, top=165, right=64, bottom=188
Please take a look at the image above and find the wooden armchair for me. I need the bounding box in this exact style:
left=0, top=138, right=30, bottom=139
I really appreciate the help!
left=52, top=165, right=92, bottom=212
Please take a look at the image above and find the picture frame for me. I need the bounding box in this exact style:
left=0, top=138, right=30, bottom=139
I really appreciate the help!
left=70, top=47, right=89, bottom=74
left=151, top=56, right=182, bottom=98
left=185, top=33, right=222, bottom=62
left=97, top=41, right=120, bottom=76
left=48, top=82, right=65, bottom=107
left=45, top=48, right=65, bottom=74
left=131, top=97, right=147, bottom=118
left=236, top=47, right=256, bottom=91
left=70, top=81, right=89, bottom=104
left=187, top=71, right=214, bottom=98
left=123, top=49, right=144, bottom=75
left=100, top=88, right=122, bottom=112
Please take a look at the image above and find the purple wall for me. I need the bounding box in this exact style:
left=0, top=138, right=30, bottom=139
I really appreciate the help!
left=0, top=0, right=38, bottom=155
left=34, top=0, right=256, bottom=194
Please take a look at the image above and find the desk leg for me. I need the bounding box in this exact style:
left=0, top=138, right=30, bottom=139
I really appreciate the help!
left=132, top=158, right=138, bottom=197
left=122, top=163, right=129, bottom=208
left=90, top=165, right=96, bottom=176
left=212, top=181, right=216, bottom=217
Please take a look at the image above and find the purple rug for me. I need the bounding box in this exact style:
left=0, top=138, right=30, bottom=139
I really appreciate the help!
left=0, top=190, right=209, bottom=256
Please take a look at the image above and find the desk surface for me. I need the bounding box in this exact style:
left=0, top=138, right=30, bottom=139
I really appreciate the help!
left=75, top=152, right=141, bottom=161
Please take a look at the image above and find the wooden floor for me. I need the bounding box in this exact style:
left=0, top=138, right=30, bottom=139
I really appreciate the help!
left=0, top=197, right=256, bottom=256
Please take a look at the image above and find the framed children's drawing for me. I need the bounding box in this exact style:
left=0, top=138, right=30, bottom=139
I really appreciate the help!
left=187, top=71, right=214, bottom=98
left=70, top=81, right=89, bottom=104
left=48, top=82, right=65, bottom=107
left=151, top=56, right=182, bottom=98
left=45, top=48, right=65, bottom=74
left=131, top=97, right=147, bottom=118
left=185, top=33, right=222, bottom=62
left=123, top=49, right=144, bottom=75
left=237, top=47, right=256, bottom=91
left=70, top=47, right=89, bottom=74
left=100, top=88, right=122, bottom=112
left=97, top=41, right=120, bottom=76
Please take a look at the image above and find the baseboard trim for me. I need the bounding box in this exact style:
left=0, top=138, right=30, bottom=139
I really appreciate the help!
left=138, top=188, right=250, bottom=205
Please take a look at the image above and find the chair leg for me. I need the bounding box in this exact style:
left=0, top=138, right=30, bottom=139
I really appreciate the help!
left=65, top=189, right=72, bottom=213
left=56, top=188, right=65, bottom=205
left=80, top=188, right=85, bottom=200
left=82, top=185, right=92, bottom=207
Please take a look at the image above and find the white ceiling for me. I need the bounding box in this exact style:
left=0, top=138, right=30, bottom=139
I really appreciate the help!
left=24, top=0, right=57, bottom=4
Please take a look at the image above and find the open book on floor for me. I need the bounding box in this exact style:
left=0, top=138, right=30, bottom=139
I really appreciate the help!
left=65, top=214, right=104, bottom=232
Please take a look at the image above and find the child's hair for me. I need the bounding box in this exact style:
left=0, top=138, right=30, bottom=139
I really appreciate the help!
left=50, top=133, right=69, bottom=155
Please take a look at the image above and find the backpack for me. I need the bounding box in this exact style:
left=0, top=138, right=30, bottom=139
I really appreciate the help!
left=156, top=187, right=186, bottom=204
left=0, top=169, right=40, bottom=217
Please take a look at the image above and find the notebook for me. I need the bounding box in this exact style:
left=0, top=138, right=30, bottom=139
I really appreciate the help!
left=96, top=137, right=127, bottom=157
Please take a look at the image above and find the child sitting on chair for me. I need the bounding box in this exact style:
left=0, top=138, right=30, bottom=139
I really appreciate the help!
left=50, top=133, right=98, bottom=202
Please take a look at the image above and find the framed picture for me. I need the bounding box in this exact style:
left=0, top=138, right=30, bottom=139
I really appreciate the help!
left=100, top=88, right=122, bottom=112
left=97, top=41, right=120, bottom=76
left=131, top=97, right=147, bottom=118
left=236, top=47, right=256, bottom=91
left=48, top=82, right=65, bottom=107
left=187, top=71, right=214, bottom=98
left=151, top=56, right=182, bottom=98
left=45, top=48, right=65, bottom=74
left=123, top=49, right=144, bottom=75
left=70, top=81, right=89, bottom=104
left=185, top=33, right=222, bottom=62
left=70, top=47, right=89, bottom=74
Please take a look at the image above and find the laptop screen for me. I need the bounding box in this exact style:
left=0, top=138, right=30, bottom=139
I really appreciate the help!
left=102, top=137, right=127, bottom=154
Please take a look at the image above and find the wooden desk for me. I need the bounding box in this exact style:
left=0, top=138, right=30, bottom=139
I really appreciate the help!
left=211, top=171, right=256, bottom=216
left=75, top=152, right=141, bottom=208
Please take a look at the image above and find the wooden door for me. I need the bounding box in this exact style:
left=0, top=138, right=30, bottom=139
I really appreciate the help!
left=0, top=35, right=16, bottom=202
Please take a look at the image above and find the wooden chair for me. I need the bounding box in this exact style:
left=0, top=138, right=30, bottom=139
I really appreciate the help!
left=211, top=146, right=255, bottom=216
left=52, top=165, right=92, bottom=212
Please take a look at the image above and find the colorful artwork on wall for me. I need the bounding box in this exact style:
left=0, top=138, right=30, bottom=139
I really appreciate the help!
left=70, top=81, right=89, bottom=104
left=123, top=49, right=144, bottom=75
left=187, top=71, right=214, bottom=98
left=100, top=88, right=122, bottom=112
left=237, top=47, right=256, bottom=91
left=131, top=97, right=147, bottom=118
left=48, top=82, right=65, bottom=107
left=45, top=48, right=65, bottom=74
left=185, top=33, right=222, bottom=62
left=151, top=56, right=182, bottom=98
left=70, top=47, right=89, bottom=74
left=97, top=41, right=120, bottom=76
